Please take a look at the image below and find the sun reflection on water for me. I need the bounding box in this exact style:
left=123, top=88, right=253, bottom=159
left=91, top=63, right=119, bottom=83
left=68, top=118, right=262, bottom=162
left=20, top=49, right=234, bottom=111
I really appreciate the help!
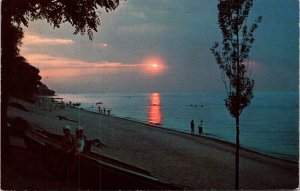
left=148, top=93, right=162, bottom=125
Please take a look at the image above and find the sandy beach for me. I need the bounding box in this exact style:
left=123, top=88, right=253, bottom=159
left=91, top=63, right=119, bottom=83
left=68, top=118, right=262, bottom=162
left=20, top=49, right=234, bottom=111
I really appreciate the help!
left=6, top=99, right=299, bottom=190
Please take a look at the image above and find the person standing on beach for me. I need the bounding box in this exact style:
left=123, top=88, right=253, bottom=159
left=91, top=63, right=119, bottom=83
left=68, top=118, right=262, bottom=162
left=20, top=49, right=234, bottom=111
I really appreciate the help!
left=190, top=120, right=195, bottom=134
left=98, top=106, right=101, bottom=114
left=198, top=120, right=203, bottom=135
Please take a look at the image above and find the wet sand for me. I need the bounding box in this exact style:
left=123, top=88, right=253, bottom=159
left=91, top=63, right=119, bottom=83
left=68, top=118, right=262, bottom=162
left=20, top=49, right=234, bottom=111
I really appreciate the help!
left=7, top=99, right=299, bottom=190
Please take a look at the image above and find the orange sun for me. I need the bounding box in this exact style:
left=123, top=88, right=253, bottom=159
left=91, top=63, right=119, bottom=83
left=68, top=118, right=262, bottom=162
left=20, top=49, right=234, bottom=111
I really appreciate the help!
left=143, top=56, right=166, bottom=74
left=152, top=64, right=158, bottom=68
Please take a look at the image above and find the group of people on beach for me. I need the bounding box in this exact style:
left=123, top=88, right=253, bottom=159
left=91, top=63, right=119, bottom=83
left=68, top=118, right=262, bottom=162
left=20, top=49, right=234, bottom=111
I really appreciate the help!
left=62, top=125, right=86, bottom=154
left=98, top=106, right=111, bottom=115
left=60, top=124, right=102, bottom=177
left=190, top=119, right=203, bottom=135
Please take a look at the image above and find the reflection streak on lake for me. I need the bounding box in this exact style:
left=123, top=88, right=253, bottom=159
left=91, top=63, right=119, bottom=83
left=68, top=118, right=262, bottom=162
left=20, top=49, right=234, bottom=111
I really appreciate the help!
left=148, top=93, right=162, bottom=125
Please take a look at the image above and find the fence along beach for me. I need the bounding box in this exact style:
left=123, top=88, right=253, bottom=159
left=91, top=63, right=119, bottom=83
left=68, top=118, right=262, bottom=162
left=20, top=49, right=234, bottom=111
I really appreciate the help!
left=7, top=97, right=298, bottom=190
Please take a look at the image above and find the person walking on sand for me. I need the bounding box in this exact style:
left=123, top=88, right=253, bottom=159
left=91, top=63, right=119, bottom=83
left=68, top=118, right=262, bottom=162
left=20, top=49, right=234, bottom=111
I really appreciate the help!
left=198, top=120, right=203, bottom=135
left=190, top=120, right=195, bottom=134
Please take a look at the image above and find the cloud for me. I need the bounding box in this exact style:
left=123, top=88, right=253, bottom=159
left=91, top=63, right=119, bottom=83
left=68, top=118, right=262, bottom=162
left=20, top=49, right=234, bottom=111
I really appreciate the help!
left=23, top=33, right=74, bottom=45
left=26, top=53, right=142, bottom=68
left=25, top=53, right=170, bottom=83
left=24, top=53, right=144, bottom=80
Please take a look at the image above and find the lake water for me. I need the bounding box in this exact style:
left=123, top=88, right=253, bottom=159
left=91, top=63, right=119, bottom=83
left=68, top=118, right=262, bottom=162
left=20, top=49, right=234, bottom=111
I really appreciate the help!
left=57, top=92, right=299, bottom=161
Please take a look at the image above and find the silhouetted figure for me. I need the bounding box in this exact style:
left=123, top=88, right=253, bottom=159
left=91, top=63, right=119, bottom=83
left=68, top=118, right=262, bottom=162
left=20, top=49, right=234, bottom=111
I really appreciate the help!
left=62, top=125, right=74, bottom=150
left=198, top=120, right=203, bottom=135
left=61, top=125, right=75, bottom=176
left=107, top=109, right=111, bottom=116
left=190, top=120, right=195, bottom=134
left=103, top=107, right=106, bottom=115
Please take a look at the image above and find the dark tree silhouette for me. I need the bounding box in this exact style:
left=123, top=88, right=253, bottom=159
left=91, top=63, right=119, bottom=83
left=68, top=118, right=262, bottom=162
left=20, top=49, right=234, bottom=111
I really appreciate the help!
left=1, top=0, right=122, bottom=162
left=210, top=0, right=262, bottom=189
left=11, top=55, right=42, bottom=100
left=1, top=22, right=26, bottom=162
left=2, top=24, right=42, bottom=100
left=37, top=83, right=56, bottom=96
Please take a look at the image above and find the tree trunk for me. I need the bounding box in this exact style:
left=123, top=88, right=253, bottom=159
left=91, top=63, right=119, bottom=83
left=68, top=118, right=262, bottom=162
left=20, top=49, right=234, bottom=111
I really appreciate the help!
left=235, top=116, right=240, bottom=190
left=235, top=0, right=240, bottom=189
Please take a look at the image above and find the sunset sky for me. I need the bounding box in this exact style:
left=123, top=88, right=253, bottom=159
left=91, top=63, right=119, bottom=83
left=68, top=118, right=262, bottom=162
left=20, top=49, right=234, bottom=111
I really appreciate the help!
left=20, top=0, right=298, bottom=93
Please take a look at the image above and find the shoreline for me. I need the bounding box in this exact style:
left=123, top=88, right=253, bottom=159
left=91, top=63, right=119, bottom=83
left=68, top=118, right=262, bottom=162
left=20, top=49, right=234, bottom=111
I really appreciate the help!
left=81, top=105, right=298, bottom=163
left=53, top=92, right=299, bottom=163
left=7, top=98, right=299, bottom=189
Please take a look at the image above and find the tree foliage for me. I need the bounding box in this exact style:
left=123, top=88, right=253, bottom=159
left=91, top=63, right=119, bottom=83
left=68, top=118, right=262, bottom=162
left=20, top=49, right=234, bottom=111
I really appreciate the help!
left=3, top=0, right=121, bottom=40
left=37, top=83, right=56, bottom=96
left=11, top=55, right=43, bottom=99
left=211, top=0, right=262, bottom=118
left=210, top=0, right=261, bottom=189
left=2, top=24, right=42, bottom=100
